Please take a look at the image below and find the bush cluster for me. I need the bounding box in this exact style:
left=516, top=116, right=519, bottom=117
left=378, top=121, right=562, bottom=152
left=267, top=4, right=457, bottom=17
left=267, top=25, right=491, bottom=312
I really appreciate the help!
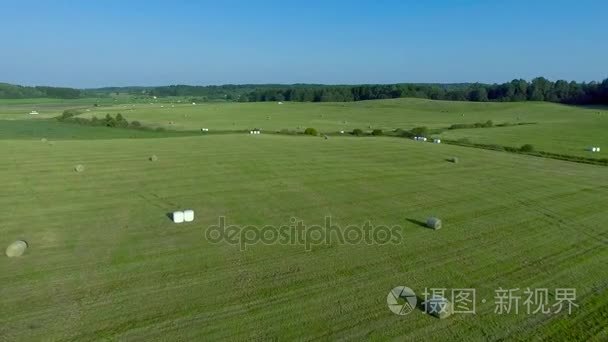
left=58, top=110, right=143, bottom=129
left=443, top=139, right=607, bottom=166
left=352, top=128, right=364, bottom=136
left=449, top=120, right=494, bottom=130
left=304, top=127, right=318, bottom=136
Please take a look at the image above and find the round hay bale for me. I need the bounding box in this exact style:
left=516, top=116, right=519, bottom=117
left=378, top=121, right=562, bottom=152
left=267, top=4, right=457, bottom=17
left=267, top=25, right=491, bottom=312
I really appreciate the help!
left=427, top=217, right=442, bottom=230
left=40, top=138, right=47, bottom=143
left=74, top=164, right=85, bottom=173
left=449, top=157, right=459, bottom=164
left=6, top=240, right=28, bottom=257
left=149, top=155, right=158, bottom=162
left=422, top=295, right=453, bottom=319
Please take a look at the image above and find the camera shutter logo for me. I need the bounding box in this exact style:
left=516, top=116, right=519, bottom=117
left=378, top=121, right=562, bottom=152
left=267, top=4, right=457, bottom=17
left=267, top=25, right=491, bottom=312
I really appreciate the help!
left=387, top=286, right=417, bottom=315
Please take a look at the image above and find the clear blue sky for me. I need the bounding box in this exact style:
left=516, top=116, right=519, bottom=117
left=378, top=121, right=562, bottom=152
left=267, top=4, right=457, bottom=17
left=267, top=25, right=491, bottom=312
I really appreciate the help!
left=2, top=0, right=606, bottom=88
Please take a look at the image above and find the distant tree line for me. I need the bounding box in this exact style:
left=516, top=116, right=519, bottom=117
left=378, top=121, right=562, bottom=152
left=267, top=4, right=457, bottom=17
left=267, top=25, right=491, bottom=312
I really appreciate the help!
left=0, top=83, right=82, bottom=99
left=2, top=78, right=607, bottom=104
left=239, top=78, right=608, bottom=105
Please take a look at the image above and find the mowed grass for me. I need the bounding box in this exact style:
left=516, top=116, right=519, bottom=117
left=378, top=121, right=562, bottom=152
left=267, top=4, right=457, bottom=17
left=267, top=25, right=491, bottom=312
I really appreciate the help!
left=77, top=98, right=608, bottom=157
left=0, top=120, right=200, bottom=140
left=1, top=134, right=607, bottom=340
left=0, top=98, right=113, bottom=120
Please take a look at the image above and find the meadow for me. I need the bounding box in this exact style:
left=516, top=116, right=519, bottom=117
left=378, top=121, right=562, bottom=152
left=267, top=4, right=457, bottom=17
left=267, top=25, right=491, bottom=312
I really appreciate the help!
left=1, top=98, right=607, bottom=340
left=77, top=98, right=608, bottom=157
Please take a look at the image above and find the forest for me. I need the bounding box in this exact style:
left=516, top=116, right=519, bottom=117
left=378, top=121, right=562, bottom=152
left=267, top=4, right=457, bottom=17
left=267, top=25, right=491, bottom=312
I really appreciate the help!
left=1, top=77, right=607, bottom=104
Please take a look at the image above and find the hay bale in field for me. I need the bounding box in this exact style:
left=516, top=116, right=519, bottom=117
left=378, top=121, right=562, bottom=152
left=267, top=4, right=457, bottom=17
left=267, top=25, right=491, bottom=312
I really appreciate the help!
left=423, top=295, right=453, bottom=319
left=448, top=157, right=459, bottom=163
left=172, top=211, right=185, bottom=223
left=183, top=209, right=194, bottom=222
left=74, top=164, right=85, bottom=173
left=5, top=240, right=28, bottom=257
left=40, top=138, right=47, bottom=143
left=149, top=155, right=158, bottom=162
left=426, top=217, right=442, bottom=230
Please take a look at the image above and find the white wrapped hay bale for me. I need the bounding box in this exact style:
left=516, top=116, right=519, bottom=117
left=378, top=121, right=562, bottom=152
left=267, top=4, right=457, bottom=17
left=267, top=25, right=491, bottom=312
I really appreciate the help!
left=6, top=240, right=28, bottom=257
left=427, top=217, right=442, bottom=230
left=183, top=209, right=194, bottom=222
left=173, top=211, right=185, bottom=223
left=74, top=164, right=85, bottom=173
left=149, top=155, right=158, bottom=162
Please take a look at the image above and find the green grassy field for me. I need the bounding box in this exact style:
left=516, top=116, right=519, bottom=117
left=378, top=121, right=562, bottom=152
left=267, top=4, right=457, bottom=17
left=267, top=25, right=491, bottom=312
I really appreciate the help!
left=1, top=98, right=607, bottom=340
left=76, top=98, right=608, bottom=157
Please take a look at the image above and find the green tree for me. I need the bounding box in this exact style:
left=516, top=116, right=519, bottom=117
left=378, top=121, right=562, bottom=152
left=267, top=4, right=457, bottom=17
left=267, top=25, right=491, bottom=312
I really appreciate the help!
left=410, top=126, right=429, bottom=137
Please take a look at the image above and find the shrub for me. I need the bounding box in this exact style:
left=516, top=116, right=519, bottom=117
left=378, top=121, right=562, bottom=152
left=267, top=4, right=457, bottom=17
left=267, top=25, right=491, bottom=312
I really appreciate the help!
left=352, top=128, right=364, bottom=136
left=449, top=123, right=474, bottom=130
left=130, top=120, right=142, bottom=128
left=484, top=120, right=494, bottom=127
left=398, top=129, right=414, bottom=138
left=488, top=144, right=505, bottom=151
left=104, top=114, right=116, bottom=127
left=410, top=126, right=429, bottom=137
left=371, top=129, right=383, bottom=136
left=279, top=128, right=297, bottom=135
left=59, top=109, right=80, bottom=121
left=304, top=127, right=318, bottom=136
left=115, top=113, right=129, bottom=127
left=520, top=144, right=535, bottom=152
